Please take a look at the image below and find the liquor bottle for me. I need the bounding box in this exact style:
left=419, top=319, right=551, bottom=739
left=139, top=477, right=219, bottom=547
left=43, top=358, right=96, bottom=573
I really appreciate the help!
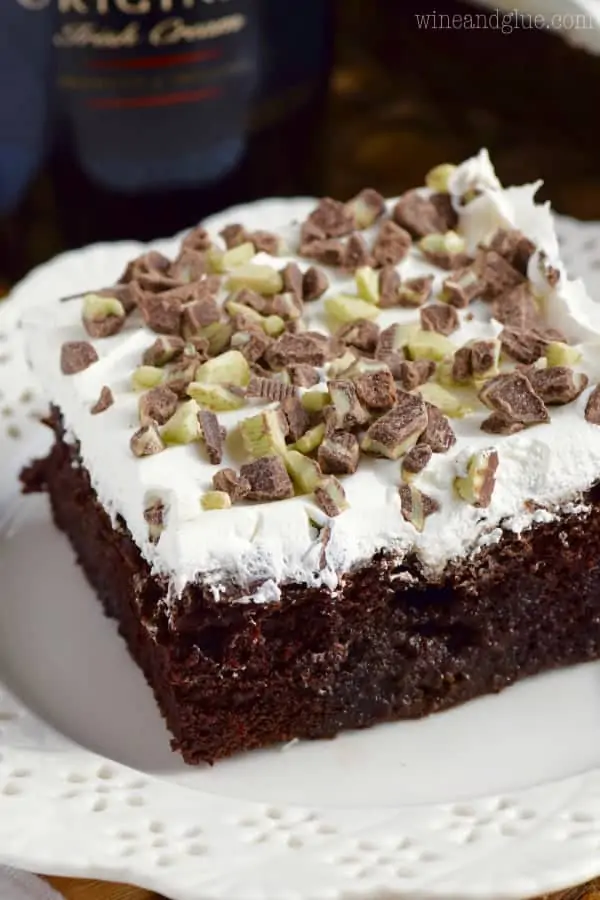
left=0, top=0, right=54, bottom=280
left=0, top=0, right=333, bottom=275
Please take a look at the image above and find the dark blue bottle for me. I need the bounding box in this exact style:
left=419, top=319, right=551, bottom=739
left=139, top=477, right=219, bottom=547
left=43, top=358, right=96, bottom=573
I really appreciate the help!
left=0, top=0, right=53, bottom=215
left=48, top=0, right=333, bottom=246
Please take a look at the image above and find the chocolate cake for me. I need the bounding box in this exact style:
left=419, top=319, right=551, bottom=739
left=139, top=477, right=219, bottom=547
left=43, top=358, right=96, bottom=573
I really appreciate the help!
left=22, top=151, right=600, bottom=763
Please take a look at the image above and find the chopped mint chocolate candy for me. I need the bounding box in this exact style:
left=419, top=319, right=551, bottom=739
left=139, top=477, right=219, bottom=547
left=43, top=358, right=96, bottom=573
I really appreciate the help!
left=318, top=431, right=360, bottom=475
left=302, top=266, right=329, bottom=302
left=271, top=292, right=303, bottom=321
left=292, top=423, right=326, bottom=454
left=285, top=449, right=322, bottom=494
left=225, top=298, right=264, bottom=329
left=401, top=443, right=432, bottom=478
left=325, top=294, right=379, bottom=325
left=372, top=220, right=412, bottom=267
left=240, top=455, right=294, bottom=501
left=314, top=476, right=348, bottom=517
left=343, top=233, right=374, bottom=271
left=288, top=364, right=320, bottom=387
left=329, top=379, right=370, bottom=430
left=246, top=375, right=297, bottom=402
left=170, top=248, right=207, bottom=283
left=265, top=332, right=329, bottom=369
left=212, top=467, right=251, bottom=502
left=418, top=382, right=472, bottom=418
left=378, top=265, right=401, bottom=308
left=397, top=359, right=436, bottom=391
left=60, top=340, right=98, bottom=375
left=376, top=322, right=418, bottom=358
left=181, top=296, right=220, bottom=335
left=251, top=230, right=282, bottom=255
left=82, top=293, right=126, bottom=339
left=142, top=335, right=185, bottom=367
left=302, top=390, right=331, bottom=413
left=355, top=369, right=397, bottom=410
left=479, top=372, right=549, bottom=425
left=232, top=328, right=271, bottom=364
left=399, top=484, right=439, bottom=531
left=425, top=163, right=456, bottom=193
left=407, top=330, right=456, bottom=362
left=441, top=265, right=483, bottom=307
left=397, top=275, right=434, bottom=308
left=200, top=321, right=232, bottom=356
left=201, top=491, right=232, bottom=511
left=545, top=341, right=582, bottom=367
left=305, top=238, right=346, bottom=267
left=355, top=266, right=379, bottom=305
left=230, top=287, right=270, bottom=314
left=95, top=282, right=142, bottom=315
left=181, top=226, right=211, bottom=253
left=471, top=340, right=500, bottom=379
left=195, top=350, right=250, bottom=388
left=161, top=399, right=202, bottom=445
left=488, top=228, right=535, bottom=275
left=240, top=408, right=287, bottom=458
left=451, top=346, right=473, bottom=383
left=143, top=498, right=165, bottom=543
left=305, top=197, right=355, bottom=239
left=527, top=367, right=588, bottom=406
left=220, top=223, right=248, bottom=249
left=346, top=187, right=386, bottom=229
left=163, top=358, right=199, bottom=397
left=362, top=391, right=427, bottom=459
left=187, top=382, right=244, bottom=412
left=454, top=448, right=499, bottom=508
left=492, top=283, right=539, bottom=329
left=198, top=409, right=224, bottom=464
left=499, top=327, right=545, bottom=365
left=481, top=412, right=526, bottom=435
left=281, top=262, right=304, bottom=300
left=120, top=249, right=171, bottom=283
left=420, top=303, right=459, bottom=336
left=138, top=385, right=178, bottom=426
left=336, top=319, right=380, bottom=354
left=138, top=294, right=182, bottom=336
left=418, top=402, right=456, bottom=453
left=138, top=269, right=181, bottom=295
left=227, top=263, right=283, bottom=295
left=132, top=365, right=165, bottom=392
left=90, top=385, right=114, bottom=415
left=419, top=231, right=470, bottom=270
left=262, top=315, right=286, bottom=340
left=392, top=188, right=457, bottom=237
left=130, top=422, right=165, bottom=457
left=476, top=249, right=524, bottom=300
left=585, top=385, right=600, bottom=425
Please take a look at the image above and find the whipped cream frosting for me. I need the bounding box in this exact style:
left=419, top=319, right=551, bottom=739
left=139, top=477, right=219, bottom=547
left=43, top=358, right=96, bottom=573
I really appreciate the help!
left=23, top=150, right=600, bottom=602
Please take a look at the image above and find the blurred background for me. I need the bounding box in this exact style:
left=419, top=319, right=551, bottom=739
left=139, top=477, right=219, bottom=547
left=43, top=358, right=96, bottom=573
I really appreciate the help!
left=2, top=0, right=600, bottom=292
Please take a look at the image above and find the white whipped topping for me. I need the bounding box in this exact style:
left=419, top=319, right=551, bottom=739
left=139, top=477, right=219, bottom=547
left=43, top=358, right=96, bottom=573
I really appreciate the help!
left=23, top=150, right=600, bottom=601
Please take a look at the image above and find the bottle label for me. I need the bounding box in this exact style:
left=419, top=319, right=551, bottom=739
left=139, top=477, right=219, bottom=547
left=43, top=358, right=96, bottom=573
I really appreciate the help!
left=12, top=0, right=329, bottom=195
left=27, top=0, right=258, bottom=190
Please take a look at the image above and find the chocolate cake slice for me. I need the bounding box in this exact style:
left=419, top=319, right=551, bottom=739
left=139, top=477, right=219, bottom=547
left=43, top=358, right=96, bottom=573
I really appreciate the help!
left=22, top=151, right=600, bottom=763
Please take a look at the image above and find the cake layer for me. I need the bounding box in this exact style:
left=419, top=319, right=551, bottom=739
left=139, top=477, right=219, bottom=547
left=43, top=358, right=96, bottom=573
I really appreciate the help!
left=31, top=413, right=600, bottom=763
left=23, top=150, right=600, bottom=604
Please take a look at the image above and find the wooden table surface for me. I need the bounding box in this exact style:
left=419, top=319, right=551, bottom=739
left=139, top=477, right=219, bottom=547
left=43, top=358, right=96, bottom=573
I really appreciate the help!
left=9, top=5, right=600, bottom=899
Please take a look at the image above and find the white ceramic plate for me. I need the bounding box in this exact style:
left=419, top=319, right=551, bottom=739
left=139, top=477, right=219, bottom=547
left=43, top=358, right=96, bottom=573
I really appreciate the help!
left=3, top=205, right=600, bottom=900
